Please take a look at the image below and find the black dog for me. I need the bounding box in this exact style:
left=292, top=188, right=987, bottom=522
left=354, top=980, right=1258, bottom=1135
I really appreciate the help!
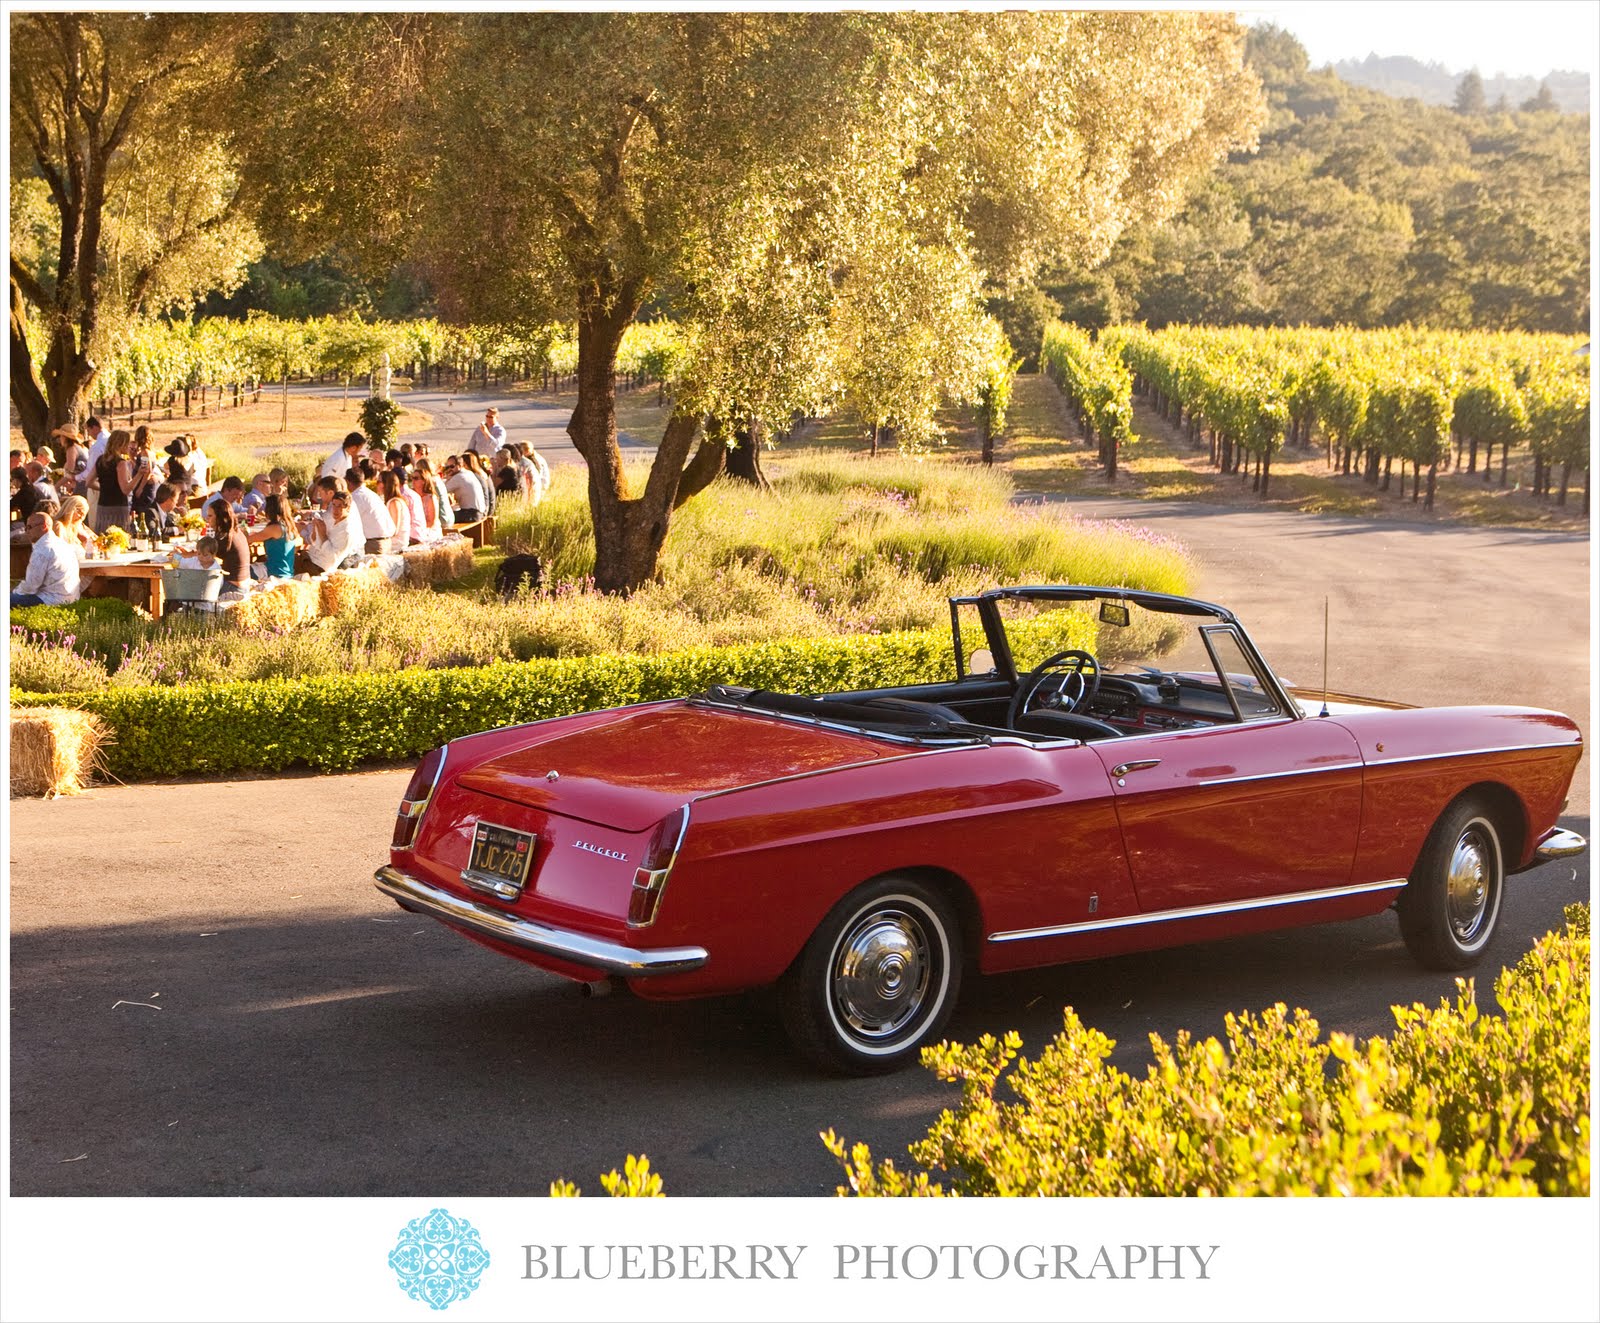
left=494, top=553, right=544, bottom=600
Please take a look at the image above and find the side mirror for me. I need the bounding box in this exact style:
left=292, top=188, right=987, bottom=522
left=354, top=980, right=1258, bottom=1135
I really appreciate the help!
left=969, top=647, right=996, bottom=676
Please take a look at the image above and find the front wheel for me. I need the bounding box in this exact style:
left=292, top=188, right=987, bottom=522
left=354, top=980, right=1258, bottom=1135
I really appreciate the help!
left=778, top=877, right=962, bottom=1075
left=1397, top=798, right=1505, bottom=970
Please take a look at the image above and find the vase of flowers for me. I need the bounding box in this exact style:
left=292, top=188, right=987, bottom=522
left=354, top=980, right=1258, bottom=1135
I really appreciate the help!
left=96, top=526, right=130, bottom=557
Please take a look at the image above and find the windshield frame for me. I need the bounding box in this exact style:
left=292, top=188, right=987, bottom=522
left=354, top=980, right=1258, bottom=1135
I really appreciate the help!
left=951, top=585, right=1300, bottom=724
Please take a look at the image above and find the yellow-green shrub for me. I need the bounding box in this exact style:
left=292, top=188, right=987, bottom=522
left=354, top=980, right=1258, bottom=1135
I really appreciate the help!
left=826, top=905, right=1590, bottom=1197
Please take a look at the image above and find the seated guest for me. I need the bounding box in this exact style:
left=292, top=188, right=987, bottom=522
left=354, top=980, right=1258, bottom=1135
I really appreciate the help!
left=319, top=431, right=367, bottom=480
left=213, top=504, right=252, bottom=600
left=408, top=466, right=444, bottom=543
left=495, top=462, right=520, bottom=496
left=400, top=463, right=430, bottom=545
left=242, top=473, right=272, bottom=515
left=378, top=469, right=412, bottom=547
left=177, top=536, right=219, bottom=571
left=385, top=448, right=406, bottom=474
left=346, top=465, right=397, bottom=553
left=25, top=460, right=56, bottom=504
left=203, top=476, right=247, bottom=526
left=304, top=490, right=362, bottom=573
left=268, top=467, right=290, bottom=497
left=459, top=451, right=495, bottom=515
left=443, top=457, right=481, bottom=522
left=54, top=495, right=95, bottom=558
left=413, top=458, right=453, bottom=530
left=247, top=493, right=300, bottom=581
left=10, top=510, right=81, bottom=607
left=10, top=467, right=40, bottom=524
left=150, top=483, right=182, bottom=537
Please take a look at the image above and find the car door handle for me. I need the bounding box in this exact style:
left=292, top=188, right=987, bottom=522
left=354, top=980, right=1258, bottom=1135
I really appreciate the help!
left=1111, top=759, right=1162, bottom=777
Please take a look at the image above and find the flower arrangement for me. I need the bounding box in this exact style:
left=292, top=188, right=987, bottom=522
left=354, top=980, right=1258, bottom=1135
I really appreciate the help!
left=178, top=510, right=206, bottom=535
left=95, top=526, right=130, bottom=555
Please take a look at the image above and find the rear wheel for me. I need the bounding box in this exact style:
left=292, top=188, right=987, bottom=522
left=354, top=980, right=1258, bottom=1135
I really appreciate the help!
left=1397, top=797, right=1505, bottom=970
left=778, top=877, right=961, bottom=1075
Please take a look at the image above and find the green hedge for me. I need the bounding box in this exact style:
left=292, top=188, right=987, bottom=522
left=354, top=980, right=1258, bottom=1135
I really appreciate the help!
left=824, top=904, right=1592, bottom=1197
left=12, top=613, right=1093, bottom=780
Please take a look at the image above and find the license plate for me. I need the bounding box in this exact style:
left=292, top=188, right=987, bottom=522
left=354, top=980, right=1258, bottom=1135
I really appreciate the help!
left=462, top=822, right=537, bottom=900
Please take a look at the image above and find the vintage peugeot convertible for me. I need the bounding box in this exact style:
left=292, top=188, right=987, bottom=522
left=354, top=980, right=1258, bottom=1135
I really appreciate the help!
left=376, top=586, right=1586, bottom=1072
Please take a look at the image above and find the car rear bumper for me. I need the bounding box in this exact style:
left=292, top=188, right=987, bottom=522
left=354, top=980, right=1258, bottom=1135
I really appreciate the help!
left=374, top=865, right=709, bottom=976
left=1533, top=826, right=1588, bottom=863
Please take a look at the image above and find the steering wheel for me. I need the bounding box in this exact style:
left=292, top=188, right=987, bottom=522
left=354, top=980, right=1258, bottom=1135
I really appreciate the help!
left=1007, top=649, right=1102, bottom=728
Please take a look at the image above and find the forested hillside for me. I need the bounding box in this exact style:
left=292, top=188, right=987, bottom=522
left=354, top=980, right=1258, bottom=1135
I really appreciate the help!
left=1332, top=53, right=1588, bottom=114
left=1025, top=27, right=1590, bottom=342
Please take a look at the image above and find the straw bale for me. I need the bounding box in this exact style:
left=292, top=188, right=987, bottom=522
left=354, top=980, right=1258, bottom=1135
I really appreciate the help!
left=401, top=537, right=475, bottom=586
left=318, top=564, right=391, bottom=616
left=232, top=579, right=320, bottom=634
left=9, top=707, right=109, bottom=797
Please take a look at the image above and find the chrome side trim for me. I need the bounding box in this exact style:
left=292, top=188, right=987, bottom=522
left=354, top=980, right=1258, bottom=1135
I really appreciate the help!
left=1195, top=762, right=1364, bottom=788
left=1367, top=741, right=1580, bottom=769
left=1534, top=827, right=1588, bottom=862
left=987, top=878, right=1407, bottom=944
left=374, top=866, right=708, bottom=976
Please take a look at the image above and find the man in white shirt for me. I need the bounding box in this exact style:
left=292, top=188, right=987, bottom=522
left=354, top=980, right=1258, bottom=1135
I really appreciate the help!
left=346, top=466, right=398, bottom=553
left=304, top=490, right=363, bottom=573
left=320, top=432, right=368, bottom=480
left=11, top=512, right=82, bottom=607
left=466, top=407, right=505, bottom=461
left=83, top=417, right=110, bottom=471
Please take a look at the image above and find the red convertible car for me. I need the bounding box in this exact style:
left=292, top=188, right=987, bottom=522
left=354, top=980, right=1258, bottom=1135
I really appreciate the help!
left=376, top=586, right=1585, bottom=1073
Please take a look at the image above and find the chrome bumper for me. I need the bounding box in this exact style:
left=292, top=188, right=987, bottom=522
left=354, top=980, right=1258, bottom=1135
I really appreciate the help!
left=1534, top=827, right=1588, bottom=863
left=374, top=865, right=708, bottom=977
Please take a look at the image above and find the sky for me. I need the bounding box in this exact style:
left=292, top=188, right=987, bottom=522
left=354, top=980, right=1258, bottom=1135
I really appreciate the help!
left=1241, top=0, right=1599, bottom=79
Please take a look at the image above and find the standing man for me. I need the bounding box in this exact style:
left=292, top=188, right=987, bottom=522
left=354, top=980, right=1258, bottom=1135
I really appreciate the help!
left=467, top=407, right=505, bottom=462
left=321, top=431, right=368, bottom=480
left=10, top=511, right=81, bottom=608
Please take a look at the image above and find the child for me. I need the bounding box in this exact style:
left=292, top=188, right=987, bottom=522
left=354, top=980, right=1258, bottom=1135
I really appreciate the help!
left=177, top=536, right=218, bottom=571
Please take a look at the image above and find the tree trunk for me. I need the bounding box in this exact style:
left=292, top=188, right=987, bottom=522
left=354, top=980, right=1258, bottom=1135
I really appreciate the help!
left=1500, top=445, right=1509, bottom=487
left=567, top=280, right=700, bottom=595
left=1558, top=461, right=1571, bottom=507
left=869, top=423, right=880, bottom=459
left=280, top=371, right=290, bottom=432
left=674, top=419, right=725, bottom=510
left=725, top=416, right=770, bottom=488
left=1425, top=461, right=1437, bottom=511
left=1482, top=442, right=1494, bottom=482
left=8, top=277, right=51, bottom=445
left=1381, top=455, right=1392, bottom=491
left=980, top=415, right=993, bottom=466
left=1261, top=449, right=1271, bottom=497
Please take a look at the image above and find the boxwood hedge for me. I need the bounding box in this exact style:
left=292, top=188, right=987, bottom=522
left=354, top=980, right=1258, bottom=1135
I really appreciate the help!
left=11, top=613, right=1092, bottom=781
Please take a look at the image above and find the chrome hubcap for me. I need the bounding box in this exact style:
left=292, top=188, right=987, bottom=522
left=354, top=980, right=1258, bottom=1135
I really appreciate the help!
left=833, top=910, right=930, bottom=1040
left=1446, top=825, right=1495, bottom=943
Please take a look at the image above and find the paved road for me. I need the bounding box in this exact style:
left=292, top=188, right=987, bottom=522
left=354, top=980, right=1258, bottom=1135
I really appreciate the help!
left=8, top=499, right=1591, bottom=1196
left=380, top=383, right=658, bottom=467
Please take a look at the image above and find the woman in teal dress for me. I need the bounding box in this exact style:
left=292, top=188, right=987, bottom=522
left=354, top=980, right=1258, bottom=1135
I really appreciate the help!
left=248, top=493, right=300, bottom=581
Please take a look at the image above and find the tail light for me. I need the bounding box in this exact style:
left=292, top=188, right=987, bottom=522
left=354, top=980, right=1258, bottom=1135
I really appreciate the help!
left=628, top=803, right=690, bottom=928
left=392, top=745, right=447, bottom=849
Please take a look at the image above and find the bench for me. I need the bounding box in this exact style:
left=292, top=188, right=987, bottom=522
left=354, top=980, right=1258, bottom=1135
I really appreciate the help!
left=451, top=515, right=495, bottom=549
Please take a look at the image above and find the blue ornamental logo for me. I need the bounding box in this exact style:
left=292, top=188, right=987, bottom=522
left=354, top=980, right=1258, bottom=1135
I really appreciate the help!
left=389, top=1208, right=491, bottom=1310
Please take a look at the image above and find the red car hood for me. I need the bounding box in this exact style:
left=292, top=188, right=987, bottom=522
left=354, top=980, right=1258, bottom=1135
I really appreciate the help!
left=452, top=702, right=895, bottom=831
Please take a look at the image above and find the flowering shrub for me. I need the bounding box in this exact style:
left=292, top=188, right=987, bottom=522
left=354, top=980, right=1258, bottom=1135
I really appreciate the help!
left=825, top=904, right=1591, bottom=1197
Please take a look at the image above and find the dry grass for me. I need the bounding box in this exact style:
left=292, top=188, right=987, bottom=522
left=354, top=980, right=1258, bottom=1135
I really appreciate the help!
left=10, top=706, right=109, bottom=797
left=14, top=390, right=435, bottom=476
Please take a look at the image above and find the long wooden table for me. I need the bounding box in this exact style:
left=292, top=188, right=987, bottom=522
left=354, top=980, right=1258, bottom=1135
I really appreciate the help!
left=77, top=553, right=170, bottom=617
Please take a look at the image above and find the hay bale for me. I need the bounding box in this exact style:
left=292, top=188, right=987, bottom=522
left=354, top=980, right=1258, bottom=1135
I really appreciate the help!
left=317, top=563, right=391, bottom=616
left=232, top=579, right=320, bottom=634
left=9, top=707, right=109, bottom=797
left=401, top=537, right=475, bottom=586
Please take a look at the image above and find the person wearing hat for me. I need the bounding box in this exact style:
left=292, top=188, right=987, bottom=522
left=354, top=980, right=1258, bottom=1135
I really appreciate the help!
left=51, top=426, right=90, bottom=490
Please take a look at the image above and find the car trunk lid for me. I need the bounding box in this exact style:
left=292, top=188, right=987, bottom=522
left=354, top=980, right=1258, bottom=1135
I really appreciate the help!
left=453, top=702, right=894, bottom=830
